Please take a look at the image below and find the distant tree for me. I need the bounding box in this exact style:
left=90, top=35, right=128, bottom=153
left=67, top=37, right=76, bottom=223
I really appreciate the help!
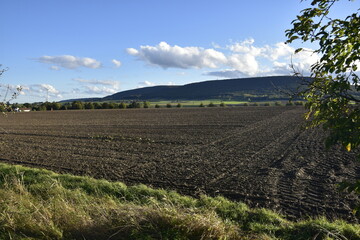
left=176, top=103, right=182, bottom=108
left=220, top=102, right=226, bottom=107
left=41, top=102, right=51, bottom=111
left=93, top=102, right=102, bottom=109
left=11, top=103, right=21, bottom=109
left=23, top=103, right=31, bottom=108
left=39, top=105, right=47, bottom=111
left=71, top=101, right=84, bottom=110
left=51, top=102, right=61, bottom=110
left=119, top=102, right=127, bottom=109
left=143, top=101, right=151, bottom=108
left=128, top=101, right=141, bottom=108
left=60, top=105, right=68, bottom=110
left=108, top=103, right=116, bottom=109
left=155, top=104, right=160, bottom=108
left=101, top=102, right=109, bottom=109
left=166, top=103, right=172, bottom=108
left=199, top=103, right=205, bottom=107
left=208, top=102, right=216, bottom=107
left=84, top=102, right=95, bottom=110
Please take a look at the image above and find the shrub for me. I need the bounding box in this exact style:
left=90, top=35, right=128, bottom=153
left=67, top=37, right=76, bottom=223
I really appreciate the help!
left=71, top=101, right=84, bottom=110
left=220, top=102, right=226, bottom=107
left=84, top=102, right=95, bottom=110
left=176, top=103, right=182, bottom=108
left=155, top=104, right=160, bottom=108
left=208, top=102, right=216, bottom=107
left=39, top=105, right=47, bottom=111
left=51, top=102, right=61, bottom=110
left=128, top=101, right=141, bottom=108
left=143, top=101, right=150, bottom=108
left=166, top=103, right=172, bottom=108
left=108, top=103, right=116, bottom=109
left=93, top=102, right=102, bottom=109
left=119, top=102, right=127, bottom=109
left=199, top=103, right=205, bottom=107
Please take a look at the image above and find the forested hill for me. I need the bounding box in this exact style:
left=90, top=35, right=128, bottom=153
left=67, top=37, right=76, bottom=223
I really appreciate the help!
left=103, top=76, right=306, bottom=101
left=65, top=76, right=307, bottom=102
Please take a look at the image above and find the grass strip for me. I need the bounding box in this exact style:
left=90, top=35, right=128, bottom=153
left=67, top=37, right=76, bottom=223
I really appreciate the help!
left=0, top=163, right=358, bottom=240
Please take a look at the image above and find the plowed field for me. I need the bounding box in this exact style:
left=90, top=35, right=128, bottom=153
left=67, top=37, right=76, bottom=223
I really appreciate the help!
left=0, top=107, right=359, bottom=221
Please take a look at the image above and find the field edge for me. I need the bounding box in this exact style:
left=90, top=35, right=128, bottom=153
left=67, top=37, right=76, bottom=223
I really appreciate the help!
left=0, top=162, right=359, bottom=240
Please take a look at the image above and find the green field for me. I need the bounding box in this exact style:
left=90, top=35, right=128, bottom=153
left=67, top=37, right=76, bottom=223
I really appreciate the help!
left=148, top=100, right=294, bottom=107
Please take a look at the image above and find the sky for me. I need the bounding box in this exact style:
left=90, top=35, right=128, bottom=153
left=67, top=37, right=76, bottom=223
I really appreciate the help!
left=0, top=0, right=358, bottom=103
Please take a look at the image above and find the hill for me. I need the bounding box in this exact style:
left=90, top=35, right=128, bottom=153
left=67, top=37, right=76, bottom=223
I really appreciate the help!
left=103, top=76, right=304, bottom=102
left=63, top=76, right=307, bottom=102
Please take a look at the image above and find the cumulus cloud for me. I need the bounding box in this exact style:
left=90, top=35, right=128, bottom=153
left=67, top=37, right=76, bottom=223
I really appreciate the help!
left=209, top=39, right=319, bottom=78
left=127, top=41, right=227, bottom=69
left=112, top=59, right=122, bottom=68
left=264, top=42, right=295, bottom=61
left=127, top=40, right=320, bottom=78
left=226, top=53, right=260, bottom=76
left=36, top=55, right=102, bottom=70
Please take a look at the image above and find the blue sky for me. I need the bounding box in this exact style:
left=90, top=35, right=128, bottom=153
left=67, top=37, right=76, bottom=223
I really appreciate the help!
left=0, top=0, right=358, bottom=103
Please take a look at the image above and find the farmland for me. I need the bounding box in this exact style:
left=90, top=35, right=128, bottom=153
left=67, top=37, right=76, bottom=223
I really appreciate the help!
left=0, top=107, right=359, bottom=221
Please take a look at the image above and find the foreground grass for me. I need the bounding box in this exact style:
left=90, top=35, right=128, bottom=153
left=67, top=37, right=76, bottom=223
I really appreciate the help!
left=0, top=163, right=359, bottom=239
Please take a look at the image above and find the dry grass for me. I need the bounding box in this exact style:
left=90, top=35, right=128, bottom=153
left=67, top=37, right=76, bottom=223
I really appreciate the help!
left=0, top=163, right=359, bottom=240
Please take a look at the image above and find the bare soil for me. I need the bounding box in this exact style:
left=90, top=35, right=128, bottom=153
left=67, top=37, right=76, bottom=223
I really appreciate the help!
left=0, top=107, right=359, bottom=221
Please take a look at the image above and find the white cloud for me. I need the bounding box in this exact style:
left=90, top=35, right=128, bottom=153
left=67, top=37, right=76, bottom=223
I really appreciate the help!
left=83, top=85, right=118, bottom=95
left=36, top=55, right=102, bottom=69
left=209, top=40, right=319, bottom=78
left=72, top=78, right=121, bottom=96
left=127, top=40, right=320, bottom=79
left=112, top=59, right=122, bottom=68
left=138, top=80, right=155, bottom=88
left=73, top=78, right=120, bottom=89
left=228, top=38, right=263, bottom=56
left=264, top=42, right=295, bottom=61
left=50, top=66, right=60, bottom=71
left=127, top=41, right=227, bottom=69
left=226, top=53, right=259, bottom=76
left=20, top=84, right=63, bottom=100
left=126, top=48, right=139, bottom=55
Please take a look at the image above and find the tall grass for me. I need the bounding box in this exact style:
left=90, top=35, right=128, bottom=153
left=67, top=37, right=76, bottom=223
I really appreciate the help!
left=0, top=163, right=359, bottom=240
